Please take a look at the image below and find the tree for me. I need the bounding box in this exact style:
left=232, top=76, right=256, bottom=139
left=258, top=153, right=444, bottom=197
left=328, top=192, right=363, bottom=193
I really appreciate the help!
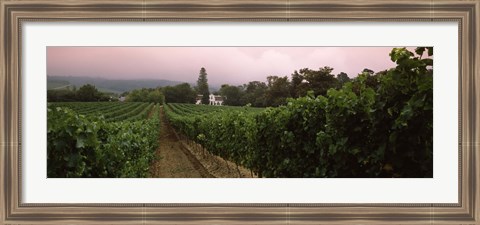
left=242, top=81, right=268, bottom=107
left=47, top=84, right=114, bottom=102
left=196, top=67, right=210, bottom=104
left=302, top=67, right=338, bottom=96
left=290, top=70, right=308, bottom=98
left=76, top=84, right=101, bottom=101
left=336, top=72, right=350, bottom=87
left=351, top=68, right=381, bottom=91
left=264, top=76, right=291, bottom=107
left=126, top=88, right=165, bottom=104
left=362, top=68, right=374, bottom=75
left=47, top=89, right=76, bottom=102
left=219, top=84, right=244, bottom=106
left=147, top=89, right=165, bottom=104
left=176, top=83, right=197, bottom=103
left=126, top=88, right=150, bottom=102
left=120, top=91, right=129, bottom=97
left=289, top=67, right=338, bottom=98
left=163, top=83, right=196, bottom=103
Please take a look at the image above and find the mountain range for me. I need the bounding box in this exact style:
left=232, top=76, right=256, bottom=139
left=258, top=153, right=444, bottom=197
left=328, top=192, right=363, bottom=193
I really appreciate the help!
left=47, top=76, right=192, bottom=94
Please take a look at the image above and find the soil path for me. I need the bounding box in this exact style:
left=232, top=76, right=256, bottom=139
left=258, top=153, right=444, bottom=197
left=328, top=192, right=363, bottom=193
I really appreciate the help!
left=149, top=106, right=213, bottom=178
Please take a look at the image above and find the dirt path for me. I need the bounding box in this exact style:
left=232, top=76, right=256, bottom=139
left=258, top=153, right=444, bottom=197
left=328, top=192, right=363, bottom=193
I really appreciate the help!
left=149, top=106, right=213, bottom=178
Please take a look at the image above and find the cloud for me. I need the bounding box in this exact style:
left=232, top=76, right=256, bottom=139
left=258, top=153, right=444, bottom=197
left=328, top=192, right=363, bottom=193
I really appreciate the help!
left=48, top=47, right=401, bottom=85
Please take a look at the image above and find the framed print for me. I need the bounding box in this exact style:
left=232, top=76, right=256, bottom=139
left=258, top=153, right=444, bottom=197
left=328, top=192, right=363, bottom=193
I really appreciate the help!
left=1, top=0, right=479, bottom=224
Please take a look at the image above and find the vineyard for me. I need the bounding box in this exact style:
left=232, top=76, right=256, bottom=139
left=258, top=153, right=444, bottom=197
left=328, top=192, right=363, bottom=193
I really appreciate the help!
left=49, top=102, right=154, bottom=122
left=164, top=48, right=433, bottom=178
left=47, top=102, right=160, bottom=177
left=48, top=47, right=433, bottom=178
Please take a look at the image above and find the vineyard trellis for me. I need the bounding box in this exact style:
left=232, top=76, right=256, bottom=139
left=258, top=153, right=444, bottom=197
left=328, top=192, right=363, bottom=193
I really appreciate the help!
left=47, top=102, right=161, bottom=178
left=164, top=47, right=433, bottom=178
left=47, top=47, right=433, bottom=178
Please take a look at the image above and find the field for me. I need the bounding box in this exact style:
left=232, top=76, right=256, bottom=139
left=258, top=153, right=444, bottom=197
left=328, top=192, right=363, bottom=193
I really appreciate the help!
left=47, top=102, right=260, bottom=178
left=47, top=102, right=161, bottom=178
left=50, top=102, right=154, bottom=122
left=46, top=47, right=433, bottom=178
left=48, top=85, right=433, bottom=178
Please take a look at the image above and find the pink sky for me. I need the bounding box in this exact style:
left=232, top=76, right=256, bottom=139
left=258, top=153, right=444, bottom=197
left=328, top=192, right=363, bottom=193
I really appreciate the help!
left=47, top=47, right=404, bottom=85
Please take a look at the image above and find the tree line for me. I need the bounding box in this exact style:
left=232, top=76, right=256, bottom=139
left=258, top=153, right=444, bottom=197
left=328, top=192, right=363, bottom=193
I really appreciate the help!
left=48, top=66, right=355, bottom=107
left=123, top=66, right=357, bottom=107
left=47, top=84, right=115, bottom=102
left=218, top=67, right=350, bottom=107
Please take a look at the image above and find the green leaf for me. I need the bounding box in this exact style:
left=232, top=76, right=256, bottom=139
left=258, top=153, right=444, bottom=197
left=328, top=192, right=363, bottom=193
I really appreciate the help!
left=76, top=137, right=85, bottom=148
left=415, top=47, right=425, bottom=57
left=427, top=47, right=433, bottom=56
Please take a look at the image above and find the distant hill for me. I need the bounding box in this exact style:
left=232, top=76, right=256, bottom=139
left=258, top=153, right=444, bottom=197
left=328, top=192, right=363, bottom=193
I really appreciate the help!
left=47, top=80, right=70, bottom=89
left=47, top=76, right=187, bottom=94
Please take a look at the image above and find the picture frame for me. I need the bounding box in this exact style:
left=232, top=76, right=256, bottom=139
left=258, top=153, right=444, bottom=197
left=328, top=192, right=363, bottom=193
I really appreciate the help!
left=1, top=0, right=478, bottom=224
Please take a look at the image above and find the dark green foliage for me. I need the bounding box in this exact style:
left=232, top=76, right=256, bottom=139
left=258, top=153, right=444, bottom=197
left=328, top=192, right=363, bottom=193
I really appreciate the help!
left=290, top=67, right=338, bottom=98
left=47, top=89, right=77, bottom=102
left=373, top=47, right=433, bottom=177
left=146, top=89, right=165, bottom=104
left=242, top=81, right=268, bottom=107
left=290, top=70, right=309, bottom=98
left=126, top=88, right=164, bottom=104
left=362, top=68, right=375, bottom=75
left=165, top=47, right=433, bottom=178
left=48, top=84, right=113, bottom=102
left=47, top=105, right=161, bottom=178
left=163, top=83, right=196, bottom=103
left=47, top=76, right=183, bottom=93
left=264, top=76, right=291, bottom=107
left=76, top=84, right=101, bottom=101
left=196, top=67, right=210, bottom=104
left=50, top=102, right=152, bottom=122
left=336, top=72, right=350, bottom=87
left=219, top=84, right=244, bottom=106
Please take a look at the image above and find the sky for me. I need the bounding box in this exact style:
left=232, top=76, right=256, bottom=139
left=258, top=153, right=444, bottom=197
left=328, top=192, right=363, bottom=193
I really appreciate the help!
left=47, top=47, right=404, bottom=86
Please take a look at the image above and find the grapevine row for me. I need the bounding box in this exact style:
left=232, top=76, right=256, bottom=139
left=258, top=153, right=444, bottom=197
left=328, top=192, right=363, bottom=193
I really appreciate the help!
left=164, top=48, right=433, bottom=178
left=47, top=103, right=161, bottom=178
left=49, top=102, right=154, bottom=122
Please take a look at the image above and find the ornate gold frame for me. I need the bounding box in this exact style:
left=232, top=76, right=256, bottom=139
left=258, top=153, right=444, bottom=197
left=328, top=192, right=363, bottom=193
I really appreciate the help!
left=1, top=0, right=479, bottom=224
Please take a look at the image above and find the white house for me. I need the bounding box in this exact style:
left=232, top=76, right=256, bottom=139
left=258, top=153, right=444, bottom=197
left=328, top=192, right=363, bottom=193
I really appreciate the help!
left=195, top=95, right=203, bottom=104
left=195, top=94, right=224, bottom=106
left=209, top=94, right=224, bottom=106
